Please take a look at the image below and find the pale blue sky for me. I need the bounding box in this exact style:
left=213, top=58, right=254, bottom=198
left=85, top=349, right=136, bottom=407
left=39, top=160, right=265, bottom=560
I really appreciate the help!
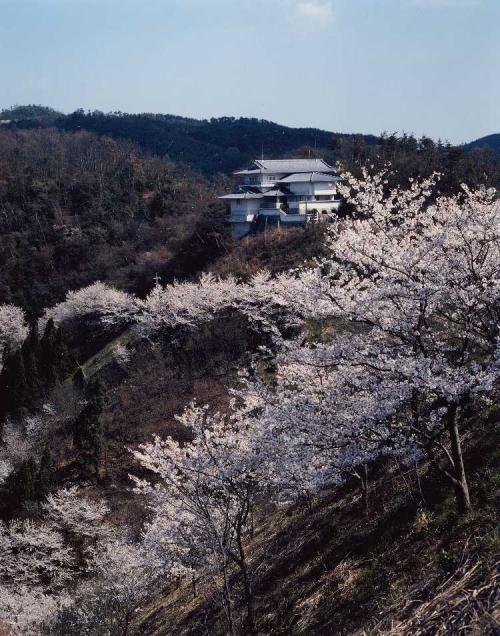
left=0, top=0, right=498, bottom=143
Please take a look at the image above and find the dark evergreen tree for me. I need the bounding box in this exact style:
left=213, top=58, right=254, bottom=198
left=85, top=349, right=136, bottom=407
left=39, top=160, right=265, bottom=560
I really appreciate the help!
left=73, top=379, right=104, bottom=472
left=39, top=319, right=58, bottom=387
left=39, top=319, right=74, bottom=385
left=12, top=458, right=37, bottom=502
left=2, top=350, right=28, bottom=412
left=53, top=326, right=74, bottom=380
left=35, top=445, right=57, bottom=499
left=21, top=322, right=41, bottom=404
left=73, top=366, right=87, bottom=390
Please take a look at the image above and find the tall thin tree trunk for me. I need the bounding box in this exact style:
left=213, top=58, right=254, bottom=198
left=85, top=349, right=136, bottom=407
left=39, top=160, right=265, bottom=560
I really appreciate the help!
left=236, top=531, right=256, bottom=635
left=446, top=404, right=472, bottom=514
left=122, top=612, right=130, bottom=636
left=221, top=559, right=235, bottom=636
left=191, top=575, right=197, bottom=599
left=362, top=463, right=369, bottom=517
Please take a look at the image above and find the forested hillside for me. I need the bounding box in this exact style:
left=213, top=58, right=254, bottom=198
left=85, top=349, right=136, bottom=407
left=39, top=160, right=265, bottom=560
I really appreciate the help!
left=0, top=128, right=228, bottom=312
left=2, top=106, right=364, bottom=175
left=3, top=106, right=499, bottom=189
left=0, top=113, right=499, bottom=635
left=0, top=166, right=498, bottom=635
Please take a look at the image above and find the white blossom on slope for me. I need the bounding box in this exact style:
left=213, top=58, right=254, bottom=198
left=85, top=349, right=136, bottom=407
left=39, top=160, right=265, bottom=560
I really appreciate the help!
left=43, top=282, right=138, bottom=327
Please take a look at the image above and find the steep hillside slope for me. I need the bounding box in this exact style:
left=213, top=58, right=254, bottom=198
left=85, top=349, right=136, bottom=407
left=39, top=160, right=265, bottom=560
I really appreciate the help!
left=0, top=127, right=228, bottom=311
left=133, top=423, right=499, bottom=635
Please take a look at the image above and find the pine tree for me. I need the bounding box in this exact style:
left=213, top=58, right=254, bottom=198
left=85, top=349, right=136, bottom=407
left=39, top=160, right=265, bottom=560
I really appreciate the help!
left=39, top=320, right=74, bottom=386
left=36, top=445, right=57, bottom=499
left=12, top=458, right=37, bottom=502
left=53, top=326, right=74, bottom=380
left=73, top=380, right=104, bottom=472
left=3, top=349, right=28, bottom=412
left=21, top=322, right=41, bottom=405
left=39, top=318, right=58, bottom=387
left=73, top=367, right=86, bottom=390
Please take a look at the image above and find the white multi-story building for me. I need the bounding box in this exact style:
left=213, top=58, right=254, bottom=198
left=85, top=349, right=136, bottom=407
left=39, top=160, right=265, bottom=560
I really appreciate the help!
left=219, top=158, right=342, bottom=239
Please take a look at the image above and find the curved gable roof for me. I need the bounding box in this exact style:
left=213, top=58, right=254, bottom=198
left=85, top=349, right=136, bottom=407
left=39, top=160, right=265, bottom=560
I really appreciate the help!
left=255, top=158, right=334, bottom=174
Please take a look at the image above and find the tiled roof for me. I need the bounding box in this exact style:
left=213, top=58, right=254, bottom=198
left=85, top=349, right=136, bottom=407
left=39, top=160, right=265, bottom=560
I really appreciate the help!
left=218, top=191, right=264, bottom=200
left=234, top=158, right=334, bottom=175
left=255, top=159, right=334, bottom=173
left=261, top=188, right=289, bottom=196
left=278, top=172, right=341, bottom=183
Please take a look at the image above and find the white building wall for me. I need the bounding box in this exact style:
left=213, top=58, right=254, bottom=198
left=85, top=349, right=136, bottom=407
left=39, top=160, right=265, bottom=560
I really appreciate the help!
left=313, top=181, right=337, bottom=196
left=244, top=173, right=285, bottom=187
left=229, top=199, right=261, bottom=216
left=288, top=182, right=314, bottom=196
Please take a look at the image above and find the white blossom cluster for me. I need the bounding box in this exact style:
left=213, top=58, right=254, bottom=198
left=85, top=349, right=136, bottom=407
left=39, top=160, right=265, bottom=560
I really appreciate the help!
left=0, top=304, right=28, bottom=371
left=41, top=271, right=309, bottom=343
left=132, top=173, right=500, bottom=615
left=0, top=487, right=157, bottom=635
left=0, top=406, right=55, bottom=486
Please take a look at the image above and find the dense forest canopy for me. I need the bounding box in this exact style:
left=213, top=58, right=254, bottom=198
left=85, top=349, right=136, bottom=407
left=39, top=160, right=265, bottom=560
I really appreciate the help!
left=0, top=105, right=63, bottom=126
left=0, top=128, right=228, bottom=313
left=2, top=105, right=499, bottom=181
left=0, top=109, right=499, bottom=317
left=1, top=107, right=498, bottom=195
left=9, top=108, right=369, bottom=175
left=0, top=106, right=498, bottom=322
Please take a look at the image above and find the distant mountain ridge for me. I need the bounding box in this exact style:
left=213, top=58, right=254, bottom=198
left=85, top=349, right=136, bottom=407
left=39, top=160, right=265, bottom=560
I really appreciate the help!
left=465, top=133, right=500, bottom=156
left=1, top=105, right=498, bottom=175
left=1, top=105, right=379, bottom=175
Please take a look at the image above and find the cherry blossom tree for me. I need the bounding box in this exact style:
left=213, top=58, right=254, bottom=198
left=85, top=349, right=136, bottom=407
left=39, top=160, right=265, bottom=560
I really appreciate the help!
left=0, top=519, right=73, bottom=591
left=0, top=406, right=55, bottom=495
left=0, top=488, right=113, bottom=634
left=53, top=537, right=161, bottom=636
left=42, top=271, right=304, bottom=345
left=249, top=172, right=500, bottom=513
left=43, top=282, right=138, bottom=328
left=43, top=486, right=111, bottom=565
left=132, top=402, right=263, bottom=635
left=44, top=486, right=110, bottom=536
left=0, top=585, right=70, bottom=635
left=0, top=459, right=12, bottom=486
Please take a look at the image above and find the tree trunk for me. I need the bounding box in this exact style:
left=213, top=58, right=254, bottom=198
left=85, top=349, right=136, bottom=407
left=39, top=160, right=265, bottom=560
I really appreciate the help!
left=446, top=404, right=472, bottom=514
left=191, top=575, right=197, bottom=599
left=221, top=560, right=235, bottom=636
left=362, top=463, right=369, bottom=517
left=122, top=612, right=130, bottom=636
left=237, top=536, right=256, bottom=636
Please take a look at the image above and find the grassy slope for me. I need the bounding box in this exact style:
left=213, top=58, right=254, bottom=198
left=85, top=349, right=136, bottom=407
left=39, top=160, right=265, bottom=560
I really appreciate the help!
left=133, top=423, right=499, bottom=635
